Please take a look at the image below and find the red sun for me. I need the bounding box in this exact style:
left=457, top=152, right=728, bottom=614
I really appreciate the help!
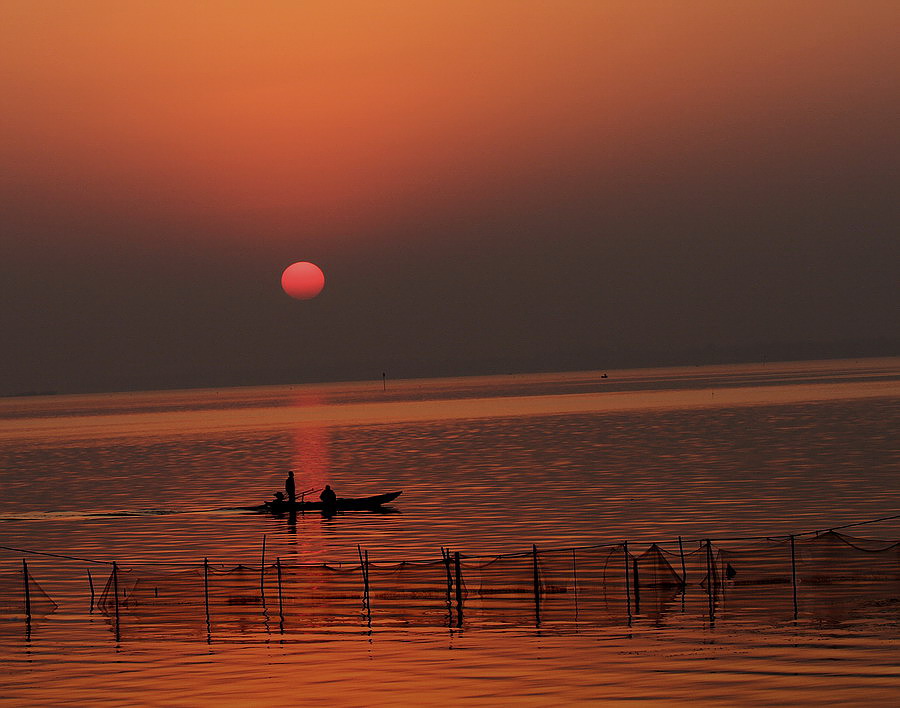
left=281, top=261, right=325, bottom=300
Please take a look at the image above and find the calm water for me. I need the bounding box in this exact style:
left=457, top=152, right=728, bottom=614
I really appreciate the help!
left=1, top=359, right=899, bottom=706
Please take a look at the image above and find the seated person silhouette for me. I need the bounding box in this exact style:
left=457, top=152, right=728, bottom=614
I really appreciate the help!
left=320, top=485, right=337, bottom=507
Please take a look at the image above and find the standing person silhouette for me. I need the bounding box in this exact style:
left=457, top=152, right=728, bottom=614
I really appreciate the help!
left=285, top=470, right=296, bottom=505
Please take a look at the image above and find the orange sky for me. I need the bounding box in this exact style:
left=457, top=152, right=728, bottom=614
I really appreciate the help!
left=1, top=1, right=898, bottom=393
left=4, top=1, right=897, bottom=244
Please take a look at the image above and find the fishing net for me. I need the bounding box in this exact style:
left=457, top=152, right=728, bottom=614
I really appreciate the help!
left=97, top=564, right=208, bottom=639
left=364, top=559, right=453, bottom=627
left=0, top=563, right=57, bottom=635
left=460, top=552, right=541, bottom=625
left=0, top=564, right=57, bottom=616
left=90, top=530, right=900, bottom=636
left=452, top=543, right=684, bottom=626
left=705, top=531, right=900, bottom=623
left=797, top=531, right=900, bottom=582
left=274, top=562, right=369, bottom=628
left=97, top=560, right=391, bottom=637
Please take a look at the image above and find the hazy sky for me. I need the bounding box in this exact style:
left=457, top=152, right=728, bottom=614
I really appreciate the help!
left=2, top=1, right=898, bottom=394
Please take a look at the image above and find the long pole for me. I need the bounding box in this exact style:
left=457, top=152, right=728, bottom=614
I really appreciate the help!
left=276, top=557, right=285, bottom=629
left=454, top=552, right=464, bottom=628
left=441, top=548, right=454, bottom=627
left=705, top=540, right=715, bottom=623
left=790, top=535, right=798, bottom=619
left=632, top=556, right=641, bottom=615
left=203, top=557, right=210, bottom=632
left=678, top=535, right=687, bottom=587
left=22, top=559, right=31, bottom=619
left=112, top=561, right=121, bottom=640
left=572, top=548, right=579, bottom=620
left=532, top=544, right=541, bottom=626
left=357, top=545, right=370, bottom=620
left=364, top=550, right=371, bottom=621
left=623, top=541, right=632, bottom=623
left=260, top=535, right=267, bottom=603
left=87, top=568, right=95, bottom=610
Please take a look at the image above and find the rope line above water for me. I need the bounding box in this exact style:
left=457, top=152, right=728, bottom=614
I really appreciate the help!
left=0, top=544, right=112, bottom=565
left=1, top=511, right=898, bottom=568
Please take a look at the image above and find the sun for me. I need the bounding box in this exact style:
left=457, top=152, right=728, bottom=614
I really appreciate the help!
left=281, top=262, right=325, bottom=300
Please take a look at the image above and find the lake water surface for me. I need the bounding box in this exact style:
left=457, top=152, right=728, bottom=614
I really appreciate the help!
left=1, top=359, right=899, bottom=705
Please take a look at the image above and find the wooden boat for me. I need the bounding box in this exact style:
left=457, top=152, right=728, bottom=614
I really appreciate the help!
left=252, top=491, right=402, bottom=514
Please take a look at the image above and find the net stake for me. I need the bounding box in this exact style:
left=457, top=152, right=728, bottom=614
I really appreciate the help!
left=112, top=561, right=121, bottom=641
left=203, top=557, right=210, bottom=636
left=365, top=550, right=371, bottom=622
left=632, top=556, right=641, bottom=614
left=441, top=547, right=454, bottom=627
left=87, top=568, right=95, bottom=611
left=260, top=535, right=267, bottom=603
left=532, top=544, right=541, bottom=626
left=276, top=557, right=285, bottom=630
left=705, top=540, right=715, bottom=624
left=22, top=558, right=32, bottom=620
left=454, top=552, right=464, bottom=628
left=790, top=535, right=799, bottom=619
left=623, top=541, right=632, bottom=624
left=357, top=545, right=371, bottom=622
left=572, top=548, right=579, bottom=620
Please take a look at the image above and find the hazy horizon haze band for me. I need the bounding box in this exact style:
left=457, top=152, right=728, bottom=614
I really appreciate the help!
left=2, top=358, right=898, bottom=443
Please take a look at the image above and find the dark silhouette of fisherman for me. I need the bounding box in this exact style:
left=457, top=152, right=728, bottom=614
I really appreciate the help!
left=285, top=470, right=296, bottom=505
left=320, top=484, right=337, bottom=509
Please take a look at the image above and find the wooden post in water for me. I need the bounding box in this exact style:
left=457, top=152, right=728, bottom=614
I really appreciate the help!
left=632, top=556, right=641, bottom=615
left=203, top=557, right=210, bottom=630
left=276, top=557, right=285, bottom=628
left=441, top=548, right=454, bottom=626
left=454, top=552, right=464, bottom=628
left=571, top=548, right=579, bottom=620
left=357, top=545, right=371, bottom=620
left=364, top=550, right=371, bottom=621
left=22, top=559, right=31, bottom=619
left=678, top=536, right=687, bottom=587
left=112, top=561, right=121, bottom=640
left=260, top=535, right=267, bottom=603
left=623, top=541, right=632, bottom=623
left=87, top=568, right=95, bottom=610
left=790, top=535, right=798, bottom=620
left=532, top=544, right=541, bottom=626
left=705, top=540, right=715, bottom=623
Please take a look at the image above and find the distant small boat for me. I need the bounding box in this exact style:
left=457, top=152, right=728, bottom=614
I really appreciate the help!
left=250, top=491, right=402, bottom=514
